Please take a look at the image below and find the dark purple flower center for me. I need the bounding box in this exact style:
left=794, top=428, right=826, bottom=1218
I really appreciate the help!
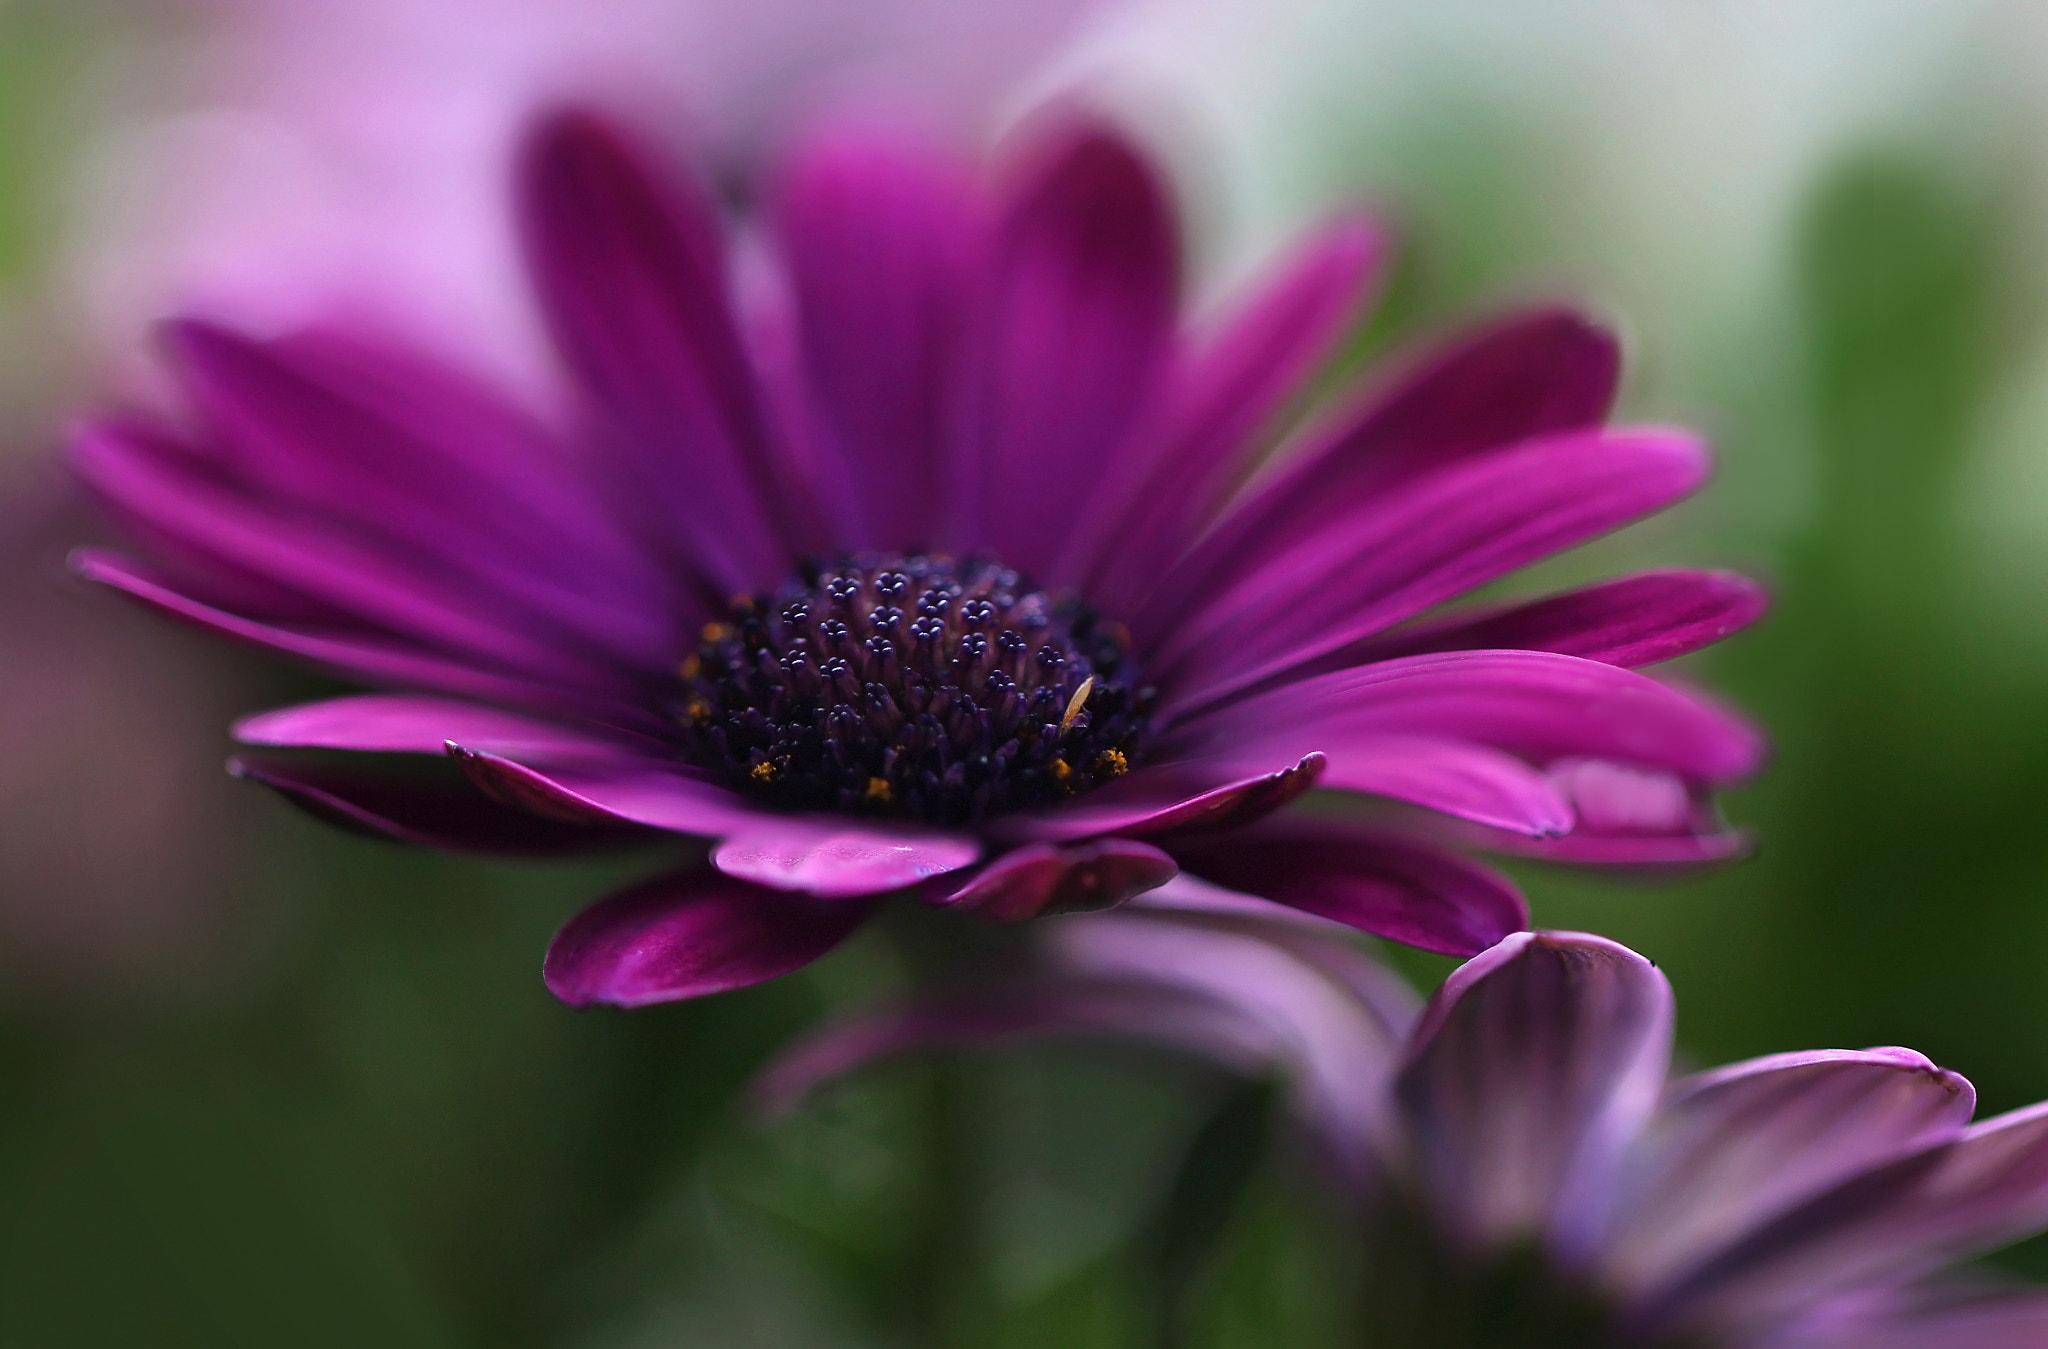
left=674, top=554, right=1152, bottom=827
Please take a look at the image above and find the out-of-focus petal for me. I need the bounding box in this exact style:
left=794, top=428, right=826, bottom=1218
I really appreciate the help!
left=1796, top=1284, right=2048, bottom=1349
left=1395, top=931, right=1673, bottom=1259
left=775, top=129, right=984, bottom=553
left=230, top=753, right=645, bottom=854
left=517, top=109, right=796, bottom=597
left=1065, top=214, right=1385, bottom=609
left=1172, top=820, right=1529, bottom=957
left=163, top=321, right=683, bottom=669
left=939, top=838, right=1177, bottom=920
left=1600, top=1048, right=1975, bottom=1300
left=1152, top=429, right=1712, bottom=714
left=1336, top=570, right=1769, bottom=671
left=544, top=869, right=877, bottom=1007
left=74, top=548, right=613, bottom=718
left=1641, top=1100, right=2048, bottom=1343
left=712, top=817, right=981, bottom=896
left=960, top=124, right=1178, bottom=577
left=1145, top=307, right=1620, bottom=634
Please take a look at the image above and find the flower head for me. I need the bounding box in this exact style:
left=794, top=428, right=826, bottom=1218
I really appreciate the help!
left=778, top=899, right=2048, bottom=1348
left=72, top=106, right=1764, bottom=1005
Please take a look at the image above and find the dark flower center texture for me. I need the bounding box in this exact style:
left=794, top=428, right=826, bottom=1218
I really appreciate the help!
left=674, top=555, right=1152, bottom=826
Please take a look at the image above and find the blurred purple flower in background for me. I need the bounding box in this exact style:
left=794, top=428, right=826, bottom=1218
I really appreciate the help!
left=774, top=904, right=2048, bottom=1348
left=71, top=103, right=1765, bottom=1008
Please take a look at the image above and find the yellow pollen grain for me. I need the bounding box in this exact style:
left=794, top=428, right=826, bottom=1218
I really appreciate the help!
left=683, top=698, right=713, bottom=726
left=864, top=776, right=893, bottom=804
left=1092, top=749, right=1129, bottom=778
left=700, top=622, right=732, bottom=644
left=677, top=655, right=702, bottom=680
left=1060, top=677, right=1095, bottom=734
left=750, top=761, right=777, bottom=784
left=1049, top=758, right=1074, bottom=787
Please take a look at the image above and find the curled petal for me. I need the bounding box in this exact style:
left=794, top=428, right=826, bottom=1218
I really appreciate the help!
left=448, top=743, right=761, bottom=835
left=545, top=869, right=877, bottom=1007
left=940, top=838, right=1178, bottom=921
left=1396, top=932, right=1673, bottom=1259
left=997, top=753, right=1326, bottom=843
left=231, top=754, right=644, bottom=854
left=1601, top=1048, right=1975, bottom=1301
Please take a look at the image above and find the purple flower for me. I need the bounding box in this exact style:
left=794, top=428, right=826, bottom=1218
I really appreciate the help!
left=767, top=898, right=2048, bottom=1347
left=71, top=106, right=1764, bottom=1006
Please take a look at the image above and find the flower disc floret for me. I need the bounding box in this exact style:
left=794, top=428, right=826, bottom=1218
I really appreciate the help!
left=675, top=554, right=1150, bottom=825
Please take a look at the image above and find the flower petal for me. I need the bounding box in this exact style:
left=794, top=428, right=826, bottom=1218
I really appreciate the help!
left=73, top=418, right=620, bottom=689
left=962, top=124, right=1178, bottom=577
left=939, top=838, right=1177, bottom=920
left=75, top=549, right=605, bottom=717
left=229, top=753, right=644, bottom=854
left=1065, top=214, right=1385, bottom=609
left=544, top=869, right=877, bottom=1007
left=1175, top=650, right=1764, bottom=789
left=994, top=753, right=1326, bottom=843
left=446, top=744, right=762, bottom=835
left=1154, top=428, right=1712, bottom=713
left=1336, top=570, right=1769, bottom=671
left=1395, top=931, right=1673, bottom=1258
left=161, top=321, right=681, bottom=670
left=1601, top=1048, right=1975, bottom=1301
left=235, top=693, right=656, bottom=764
left=775, top=130, right=984, bottom=553
left=1642, top=1100, right=2048, bottom=1341
left=1172, top=821, right=1529, bottom=956
left=713, top=818, right=980, bottom=897
left=517, top=108, right=793, bottom=596
left=1145, top=307, right=1619, bottom=636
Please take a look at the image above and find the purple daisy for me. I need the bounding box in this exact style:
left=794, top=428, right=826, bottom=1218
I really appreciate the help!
left=70, top=106, right=1765, bottom=1007
left=766, top=898, right=2048, bottom=1348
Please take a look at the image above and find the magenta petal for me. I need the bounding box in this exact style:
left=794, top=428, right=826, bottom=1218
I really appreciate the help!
left=1155, top=428, right=1713, bottom=712
left=713, top=819, right=980, bottom=897
left=964, top=124, right=1178, bottom=577
left=1066, top=214, right=1386, bottom=607
left=447, top=744, right=762, bottom=835
left=160, top=320, right=679, bottom=670
left=776, top=130, right=983, bottom=552
left=544, top=869, right=877, bottom=1007
left=1797, top=1287, right=2048, bottom=1349
left=517, top=109, right=792, bottom=596
left=997, top=753, right=1327, bottom=843
left=1147, top=307, right=1620, bottom=634
left=1173, top=823, right=1529, bottom=957
left=235, top=694, right=649, bottom=763
left=1316, top=734, right=1574, bottom=836
left=74, top=419, right=613, bottom=687
left=230, top=754, right=644, bottom=854
left=1601, top=1049, right=1975, bottom=1301
left=1340, top=570, right=1769, bottom=671
left=1647, top=1100, right=2048, bottom=1340
left=1178, top=651, right=1763, bottom=789
left=74, top=549, right=605, bottom=717
left=1397, top=931, right=1673, bottom=1258
left=939, top=839, right=1177, bottom=921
